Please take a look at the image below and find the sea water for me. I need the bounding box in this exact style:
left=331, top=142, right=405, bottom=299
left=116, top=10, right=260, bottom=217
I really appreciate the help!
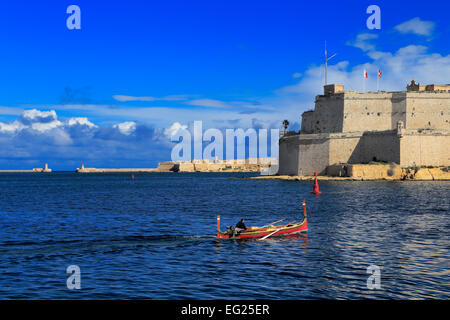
left=0, top=172, right=448, bottom=299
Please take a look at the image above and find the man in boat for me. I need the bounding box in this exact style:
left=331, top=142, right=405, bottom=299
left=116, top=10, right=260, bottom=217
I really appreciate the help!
left=225, top=219, right=248, bottom=238
left=235, top=219, right=247, bottom=232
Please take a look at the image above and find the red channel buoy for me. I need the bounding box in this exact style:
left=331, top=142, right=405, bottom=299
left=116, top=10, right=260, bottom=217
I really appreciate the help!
left=311, top=171, right=322, bottom=194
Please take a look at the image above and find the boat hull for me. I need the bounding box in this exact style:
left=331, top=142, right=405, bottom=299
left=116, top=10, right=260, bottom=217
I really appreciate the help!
left=217, top=219, right=307, bottom=239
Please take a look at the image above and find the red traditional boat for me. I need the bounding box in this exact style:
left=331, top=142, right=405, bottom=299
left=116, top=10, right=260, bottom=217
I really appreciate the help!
left=216, top=200, right=308, bottom=239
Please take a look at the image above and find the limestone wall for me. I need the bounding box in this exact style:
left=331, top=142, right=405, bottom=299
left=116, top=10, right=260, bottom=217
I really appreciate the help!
left=301, top=91, right=450, bottom=134
left=298, top=137, right=329, bottom=175
left=347, top=164, right=403, bottom=179
left=328, top=134, right=361, bottom=164
left=315, top=131, right=400, bottom=170
left=342, top=92, right=399, bottom=132
left=300, top=111, right=315, bottom=133
left=400, top=131, right=450, bottom=167
left=326, top=164, right=450, bottom=180
left=279, top=128, right=450, bottom=175
left=302, top=91, right=407, bottom=134
left=301, top=94, right=344, bottom=133
left=157, top=161, right=178, bottom=172
left=358, top=132, right=400, bottom=164
left=280, top=131, right=402, bottom=175
left=277, top=136, right=300, bottom=175
left=405, top=92, right=450, bottom=130
left=279, top=134, right=330, bottom=175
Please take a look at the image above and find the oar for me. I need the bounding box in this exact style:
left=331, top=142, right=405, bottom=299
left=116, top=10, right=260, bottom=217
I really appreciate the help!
left=259, top=220, right=296, bottom=240
left=262, top=219, right=285, bottom=228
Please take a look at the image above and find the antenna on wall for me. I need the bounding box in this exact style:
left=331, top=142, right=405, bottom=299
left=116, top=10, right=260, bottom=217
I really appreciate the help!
left=324, top=41, right=337, bottom=86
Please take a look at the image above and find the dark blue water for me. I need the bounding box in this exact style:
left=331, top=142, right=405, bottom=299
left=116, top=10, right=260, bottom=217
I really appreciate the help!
left=0, top=172, right=448, bottom=299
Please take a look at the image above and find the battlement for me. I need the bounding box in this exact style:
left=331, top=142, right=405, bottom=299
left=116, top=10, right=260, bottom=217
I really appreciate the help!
left=323, top=84, right=344, bottom=95
left=407, top=80, right=450, bottom=92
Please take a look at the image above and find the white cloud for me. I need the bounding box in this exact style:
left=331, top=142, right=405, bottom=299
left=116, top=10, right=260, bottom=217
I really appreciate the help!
left=164, top=122, right=188, bottom=139
left=21, top=109, right=58, bottom=122
left=0, top=110, right=95, bottom=134
left=185, top=99, right=233, bottom=108
left=67, top=117, right=97, bottom=128
left=31, top=120, right=63, bottom=132
left=394, top=17, right=435, bottom=36
left=113, top=95, right=157, bottom=102
left=292, top=72, right=302, bottom=78
left=24, top=109, right=55, bottom=119
left=0, top=121, right=25, bottom=133
left=16, top=109, right=63, bottom=132
left=112, top=94, right=189, bottom=102
left=347, top=33, right=378, bottom=51
left=113, top=121, right=136, bottom=135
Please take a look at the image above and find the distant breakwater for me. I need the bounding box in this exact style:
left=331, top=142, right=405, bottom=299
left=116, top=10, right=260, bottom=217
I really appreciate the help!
left=76, top=158, right=277, bottom=173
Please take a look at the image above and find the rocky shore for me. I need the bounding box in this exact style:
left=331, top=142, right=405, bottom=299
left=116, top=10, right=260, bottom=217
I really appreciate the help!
left=237, top=164, right=450, bottom=181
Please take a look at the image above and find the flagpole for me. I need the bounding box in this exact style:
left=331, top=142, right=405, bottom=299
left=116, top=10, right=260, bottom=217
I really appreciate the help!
left=377, top=69, right=382, bottom=92
left=325, top=41, right=327, bottom=85
left=323, top=41, right=336, bottom=87
left=363, top=69, right=366, bottom=93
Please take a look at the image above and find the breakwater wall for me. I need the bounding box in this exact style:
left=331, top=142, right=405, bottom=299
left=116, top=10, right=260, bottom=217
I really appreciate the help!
left=0, top=163, right=52, bottom=173
left=75, top=158, right=278, bottom=173
left=76, top=168, right=159, bottom=173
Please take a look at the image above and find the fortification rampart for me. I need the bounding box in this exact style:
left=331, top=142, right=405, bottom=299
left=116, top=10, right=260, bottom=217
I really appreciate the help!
left=279, top=81, right=450, bottom=176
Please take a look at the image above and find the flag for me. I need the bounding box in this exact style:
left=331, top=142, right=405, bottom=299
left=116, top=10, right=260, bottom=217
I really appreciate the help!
left=378, top=69, right=382, bottom=78
left=363, top=69, right=368, bottom=78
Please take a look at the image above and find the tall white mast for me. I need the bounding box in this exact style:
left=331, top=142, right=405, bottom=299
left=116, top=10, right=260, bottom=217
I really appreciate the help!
left=324, top=41, right=337, bottom=86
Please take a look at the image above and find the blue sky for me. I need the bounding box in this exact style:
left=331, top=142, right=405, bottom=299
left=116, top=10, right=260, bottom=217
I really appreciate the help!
left=0, top=0, right=448, bottom=169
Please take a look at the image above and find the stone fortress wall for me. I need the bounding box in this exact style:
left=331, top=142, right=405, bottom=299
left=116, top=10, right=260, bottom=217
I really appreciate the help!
left=279, top=81, right=450, bottom=175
